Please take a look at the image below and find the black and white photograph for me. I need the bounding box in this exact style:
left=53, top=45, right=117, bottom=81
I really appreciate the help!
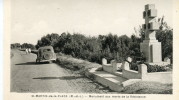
left=3, top=0, right=179, bottom=99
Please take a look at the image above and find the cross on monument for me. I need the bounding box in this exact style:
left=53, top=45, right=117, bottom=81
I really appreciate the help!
left=142, top=4, right=159, bottom=40
left=140, top=4, right=162, bottom=64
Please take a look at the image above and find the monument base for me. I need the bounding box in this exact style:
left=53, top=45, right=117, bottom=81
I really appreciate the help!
left=148, top=62, right=170, bottom=66
left=140, top=39, right=162, bottom=63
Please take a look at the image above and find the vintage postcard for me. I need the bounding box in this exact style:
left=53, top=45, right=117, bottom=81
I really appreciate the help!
left=3, top=0, right=179, bottom=100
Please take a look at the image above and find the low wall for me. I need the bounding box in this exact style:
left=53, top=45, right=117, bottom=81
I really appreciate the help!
left=102, top=58, right=123, bottom=74
left=103, top=64, right=113, bottom=74
left=122, top=69, right=140, bottom=79
left=102, top=58, right=172, bottom=84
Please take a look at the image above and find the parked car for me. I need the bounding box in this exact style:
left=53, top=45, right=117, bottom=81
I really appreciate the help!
left=36, top=46, right=56, bottom=63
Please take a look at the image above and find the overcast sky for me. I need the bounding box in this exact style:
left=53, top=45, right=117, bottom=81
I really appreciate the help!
left=11, top=0, right=173, bottom=45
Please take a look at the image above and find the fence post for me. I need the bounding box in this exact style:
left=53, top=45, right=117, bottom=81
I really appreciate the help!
left=164, top=57, right=171, bottom=64
left=112, top=60, right=117, bottom=73
left=126, top=57, right=132, bottom=63
left=138, top=64, right=147, bottom=80
left=102, top=58, right=107, bottom=65
left=123, top=61, right=130, bottom=70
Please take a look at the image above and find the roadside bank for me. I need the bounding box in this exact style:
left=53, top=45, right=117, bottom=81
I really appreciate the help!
left=55, top=53, right=172, bottom=94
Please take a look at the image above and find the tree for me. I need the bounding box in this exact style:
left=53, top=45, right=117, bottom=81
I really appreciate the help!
left=11, top=43, right=21, bottom=49
left=21, top=43, right=36, bottom=50
left=34, top=17, right=172, bottom=64
left=156, top=16, right=173, bottom=62
left=35, top=33, right=60, bottom=49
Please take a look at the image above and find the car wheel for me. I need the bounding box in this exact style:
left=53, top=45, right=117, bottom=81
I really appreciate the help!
left=36, top=59, right=40, bottom=64
left=52, top=60, right=56, bottom=63
left=49, top=61, right=52, bottom=64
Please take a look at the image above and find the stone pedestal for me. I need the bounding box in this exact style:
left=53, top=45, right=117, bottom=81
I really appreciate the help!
left=140, top=40, right=162, bottom=63
left=138, top=64, right=147, bottom=80
left=140, top=4, right=163, bottom=64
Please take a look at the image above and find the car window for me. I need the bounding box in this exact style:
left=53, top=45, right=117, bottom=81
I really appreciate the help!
left=38, top=49, right=41, bottom=53
left=43, top=49, right=51, bottom=52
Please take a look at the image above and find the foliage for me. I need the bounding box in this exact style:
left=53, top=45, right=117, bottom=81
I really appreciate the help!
left=129, top=62, right=172, bottom=72
left=156, top=16, right=173, bottom=63
left=35, top=30, right=172, bottom=64
left=56, top=53, right=102, bottom=72
left=156, top=29, right=173, bottom=63
left=145, top=63, right=172, bottom=72
left=130, top=62, right=139, bottom=71
left=35, top=33, right=59, bottom=49
left=36, top=33, right=134, bottom=64
left=35, top=16, right=172, bottom=64
left=21, top=43, right=36, bottom=50
left=11, top=43, right=21, bottom=49
left=11, top=43, right=36, bottom=50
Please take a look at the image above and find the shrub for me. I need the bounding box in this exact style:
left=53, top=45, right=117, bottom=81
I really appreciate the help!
left=129, top=62, right=172, bottom=73
left=145, top=63, right=172, bottom=73
left=130, top=62, right=138, bottom=71
left=35, top=30, right=173, bottom=65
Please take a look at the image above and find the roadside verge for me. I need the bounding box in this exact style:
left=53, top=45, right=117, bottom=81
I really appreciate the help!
left=55, top=53, right=172, bottom=94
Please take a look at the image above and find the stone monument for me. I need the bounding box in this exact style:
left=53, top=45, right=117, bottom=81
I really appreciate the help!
left=140, top=4, right=162, bottom=64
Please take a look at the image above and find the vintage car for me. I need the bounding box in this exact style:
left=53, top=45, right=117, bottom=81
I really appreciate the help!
left=36, top=46, right=56, bottom=63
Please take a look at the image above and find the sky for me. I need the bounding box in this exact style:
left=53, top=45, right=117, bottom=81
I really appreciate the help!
left=11, top=0, right=173, bottom=45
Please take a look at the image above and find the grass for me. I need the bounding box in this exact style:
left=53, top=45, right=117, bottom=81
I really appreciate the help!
left=120, top=81, right=172, bottom=94
left=56, top=53, right=102, bottom=74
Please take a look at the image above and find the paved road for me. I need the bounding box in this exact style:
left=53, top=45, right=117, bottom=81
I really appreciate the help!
left=11, top=50, right=113, bottom=93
